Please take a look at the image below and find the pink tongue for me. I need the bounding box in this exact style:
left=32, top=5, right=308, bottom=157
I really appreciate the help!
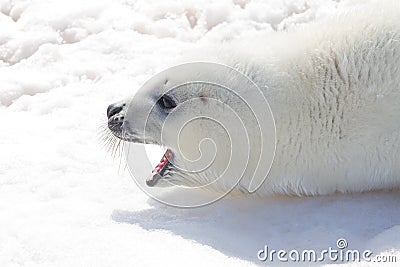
left=154, top=156, right=167, bottom=173
left=152, top=150, right=172, bottom=174
left=146, top=150, right=172, bottom=187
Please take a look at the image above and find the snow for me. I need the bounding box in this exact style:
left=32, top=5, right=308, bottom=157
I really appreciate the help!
left=1, top=0, right=399, bottom=266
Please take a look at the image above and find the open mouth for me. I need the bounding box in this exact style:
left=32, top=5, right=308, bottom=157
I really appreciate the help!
left=146, top=149, right=173, bottom=187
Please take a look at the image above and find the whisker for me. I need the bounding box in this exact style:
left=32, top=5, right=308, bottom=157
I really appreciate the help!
left=97, top=121, right=126, bottom=163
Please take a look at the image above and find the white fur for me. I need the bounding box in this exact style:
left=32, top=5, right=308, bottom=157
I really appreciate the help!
left=121, top=0, right=400, bottom=196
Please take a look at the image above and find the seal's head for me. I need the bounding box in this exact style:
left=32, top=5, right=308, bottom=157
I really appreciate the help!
left=106, top=63, right=276, bottom=193
left=107, top=66, right=228, bottom=188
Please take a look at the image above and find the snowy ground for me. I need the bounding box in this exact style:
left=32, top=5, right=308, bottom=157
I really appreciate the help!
left=1, top=0, right=400, bottom=266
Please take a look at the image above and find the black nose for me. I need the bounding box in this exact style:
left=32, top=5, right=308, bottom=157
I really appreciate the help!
left=107, top=104, right=123, bottom=119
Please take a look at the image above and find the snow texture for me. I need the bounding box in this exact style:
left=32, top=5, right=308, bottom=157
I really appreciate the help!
left=0, top=0, right=399, bottom=266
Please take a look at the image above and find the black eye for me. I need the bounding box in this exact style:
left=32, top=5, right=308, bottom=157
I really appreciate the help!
left=159, top=95, right=177, bottom=110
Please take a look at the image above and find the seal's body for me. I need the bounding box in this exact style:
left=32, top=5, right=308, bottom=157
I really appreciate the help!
left=107, top=1, right=400, bottom=196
